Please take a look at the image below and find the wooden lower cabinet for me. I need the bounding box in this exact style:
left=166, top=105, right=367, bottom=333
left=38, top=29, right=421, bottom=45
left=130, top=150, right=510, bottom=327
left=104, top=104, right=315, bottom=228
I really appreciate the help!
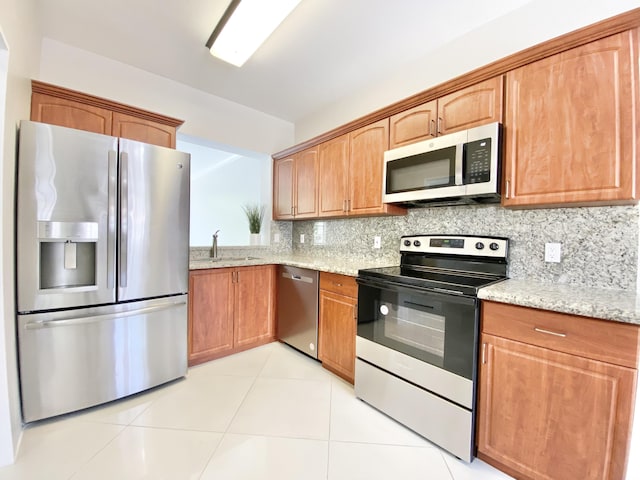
left=477, top=301, right=639, bottom=480
left=318, top=272, right=357, bottom=383
left=188, top=265, right=276, bottom=366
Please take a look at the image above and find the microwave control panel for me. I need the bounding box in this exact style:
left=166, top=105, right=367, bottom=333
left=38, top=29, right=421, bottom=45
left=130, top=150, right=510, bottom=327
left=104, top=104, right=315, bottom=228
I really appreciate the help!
left=463, top=138, right=491, bottom=184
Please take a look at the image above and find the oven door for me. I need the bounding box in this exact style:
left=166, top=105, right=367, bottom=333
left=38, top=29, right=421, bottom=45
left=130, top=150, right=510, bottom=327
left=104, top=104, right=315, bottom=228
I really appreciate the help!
left=356, top=277, right=478, bottom=381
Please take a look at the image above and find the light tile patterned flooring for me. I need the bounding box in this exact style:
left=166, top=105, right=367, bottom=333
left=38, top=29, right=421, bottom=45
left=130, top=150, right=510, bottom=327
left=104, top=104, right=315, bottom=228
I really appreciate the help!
left=0, top=342, right=514, bottom=479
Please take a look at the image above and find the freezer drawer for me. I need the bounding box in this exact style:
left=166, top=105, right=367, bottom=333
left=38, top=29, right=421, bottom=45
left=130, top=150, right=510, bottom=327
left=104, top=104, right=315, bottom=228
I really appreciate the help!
left=18, top=295, right=188, bottom=422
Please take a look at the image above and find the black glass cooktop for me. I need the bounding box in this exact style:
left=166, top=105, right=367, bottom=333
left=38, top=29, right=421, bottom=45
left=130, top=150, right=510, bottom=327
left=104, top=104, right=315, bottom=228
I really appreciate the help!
left=357, top=265, right=505, bottom=296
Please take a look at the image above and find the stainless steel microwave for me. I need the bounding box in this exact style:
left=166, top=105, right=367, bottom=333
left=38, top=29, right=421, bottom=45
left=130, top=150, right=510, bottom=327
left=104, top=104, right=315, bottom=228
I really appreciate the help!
left=383, top=122, right=502, bottom=206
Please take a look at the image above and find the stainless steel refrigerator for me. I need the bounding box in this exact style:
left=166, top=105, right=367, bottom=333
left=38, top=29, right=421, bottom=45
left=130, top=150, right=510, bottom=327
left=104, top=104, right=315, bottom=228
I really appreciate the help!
left=16, top=120, right=191, bottom=422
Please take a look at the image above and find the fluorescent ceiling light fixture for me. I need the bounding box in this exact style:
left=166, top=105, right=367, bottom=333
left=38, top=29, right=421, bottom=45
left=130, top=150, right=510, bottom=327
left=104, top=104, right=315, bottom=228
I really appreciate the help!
left=206, top=0, right=302, bottom=67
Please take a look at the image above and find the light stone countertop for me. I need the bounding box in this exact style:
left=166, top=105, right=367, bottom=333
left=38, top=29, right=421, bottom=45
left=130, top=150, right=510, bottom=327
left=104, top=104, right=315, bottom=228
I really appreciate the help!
left=479, top=279, right=640, bottom=326
left=189, top=254, right=396, bottom=277
left=190, top=255, right=640, bottom=327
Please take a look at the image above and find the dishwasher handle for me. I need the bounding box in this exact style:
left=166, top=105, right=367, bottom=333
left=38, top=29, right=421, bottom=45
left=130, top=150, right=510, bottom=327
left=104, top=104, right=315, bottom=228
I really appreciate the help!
left=281, top=271, right=315, bottom=284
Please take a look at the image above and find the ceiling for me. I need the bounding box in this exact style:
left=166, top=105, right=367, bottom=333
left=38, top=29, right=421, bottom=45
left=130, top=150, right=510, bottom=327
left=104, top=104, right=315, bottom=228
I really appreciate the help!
left=36, top=0, right=534, bottom=123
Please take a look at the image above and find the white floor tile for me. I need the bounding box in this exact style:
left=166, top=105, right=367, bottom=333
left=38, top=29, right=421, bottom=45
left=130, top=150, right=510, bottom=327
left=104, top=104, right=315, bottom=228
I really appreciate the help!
left=328, top=441, right=453, bottom=480
left=259, top=343, right=333, bottom=382
left=0, top=420, right=124, bottom=480
left=187, top=342, right=273, bottom=378
left=228, top=377, right=331, bottom=439
left=70, top=426, right=222, bottom=480
left=200, top=433, right=328, bottom=480
left=329, top=378, right=432, bottom=446
left=442, top=451, right=514, bottom=480
left=131, top=374, right=255, bottom=431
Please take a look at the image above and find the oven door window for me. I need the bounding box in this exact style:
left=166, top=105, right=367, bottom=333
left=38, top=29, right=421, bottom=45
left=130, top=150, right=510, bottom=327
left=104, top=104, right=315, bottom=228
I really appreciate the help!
left=385, top=145, right=456, bottom=194
left=357, top=281, right=477, bottom=380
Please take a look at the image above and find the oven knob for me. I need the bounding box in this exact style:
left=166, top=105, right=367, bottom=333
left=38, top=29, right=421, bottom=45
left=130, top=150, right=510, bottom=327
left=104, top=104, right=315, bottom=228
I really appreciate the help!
left=403, top=239, right=411, bottom=247
left=475, top=242, right=485, bottom=250
left=413, top=240, right=421, bottom=247
left=490, top=242, right=500, bottom=251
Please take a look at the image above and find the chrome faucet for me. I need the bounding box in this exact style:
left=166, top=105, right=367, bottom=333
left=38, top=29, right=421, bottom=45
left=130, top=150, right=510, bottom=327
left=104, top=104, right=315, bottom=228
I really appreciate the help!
left=210, top=230, right=220, bottom=258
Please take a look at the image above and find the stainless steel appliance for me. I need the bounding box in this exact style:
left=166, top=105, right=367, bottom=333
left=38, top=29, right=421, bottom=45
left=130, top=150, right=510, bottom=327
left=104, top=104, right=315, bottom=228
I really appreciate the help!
left=16, top=120, right=191, bottom=422
left=383, top=122, right=502, bottom=206
left=277, top=265, right=319, bottom=358
left=355, top=234, right=508, bottom=462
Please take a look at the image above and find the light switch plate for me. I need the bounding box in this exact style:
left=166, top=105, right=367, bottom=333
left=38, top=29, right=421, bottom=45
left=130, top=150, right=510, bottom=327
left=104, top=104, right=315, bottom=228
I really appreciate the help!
left=273, top=233, right=280, bottom=243
left=373, top=236, right=381, bottom=249
left=300, top=234, right=305, bottom=244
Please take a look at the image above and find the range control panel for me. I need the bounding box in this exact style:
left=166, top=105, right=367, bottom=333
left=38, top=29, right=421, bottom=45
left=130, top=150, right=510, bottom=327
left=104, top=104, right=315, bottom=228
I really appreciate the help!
left=400, top=234, right=508, bottom=259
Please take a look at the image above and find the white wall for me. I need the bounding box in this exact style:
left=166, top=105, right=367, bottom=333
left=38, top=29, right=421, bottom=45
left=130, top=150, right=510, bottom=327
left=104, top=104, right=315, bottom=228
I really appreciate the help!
left=179, top=137, right=272, bottom=247
left=0, top=0, right=42, bottom=466
left=295, top=0, right=640, bottom=142
left=37, top=39, right=294, bottom=156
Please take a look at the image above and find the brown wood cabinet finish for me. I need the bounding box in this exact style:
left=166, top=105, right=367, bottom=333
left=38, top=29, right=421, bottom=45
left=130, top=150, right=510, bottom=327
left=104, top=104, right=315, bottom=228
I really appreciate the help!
left=30, top=81, right=183, bottom=148
left=273, top=148, right=319, bottom=220
left=318, top=134, right=350, bottom=217
left=318, top=273, right=357, bottom=383
left=478, top=301, right=639, bottom=480
left=316, top=120, right=405, bottom=218
left=188, top=269, right=234, bottom=365
left=188, top=265, right=276, bottom=366
left=388, top=77, right=503, bottom=148
left=503, top=31, right=638, bottom=207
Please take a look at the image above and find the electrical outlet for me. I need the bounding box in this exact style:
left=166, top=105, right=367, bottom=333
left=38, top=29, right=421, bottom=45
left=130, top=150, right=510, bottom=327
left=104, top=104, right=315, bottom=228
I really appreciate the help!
left=544, top=243, right=562, bottom=263
left=373, top=236, right=381, bottom=249
left=300, top=234, right=305, bottom=244
left=273, top=233, right=280, bottom=244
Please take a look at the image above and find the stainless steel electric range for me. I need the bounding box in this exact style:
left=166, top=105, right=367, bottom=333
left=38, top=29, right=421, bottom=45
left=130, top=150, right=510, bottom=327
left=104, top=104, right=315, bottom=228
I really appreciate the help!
left=355, top=234, right=509, bottom=462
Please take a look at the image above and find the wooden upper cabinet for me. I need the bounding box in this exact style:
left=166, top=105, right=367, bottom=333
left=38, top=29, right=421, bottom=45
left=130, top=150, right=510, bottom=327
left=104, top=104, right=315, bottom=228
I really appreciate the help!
left=350, top=118, right=404, bottom=216
left=30, top=81, right=183, bottom=149
left=31, top=92, right=113, bottom=136
left=389, top=100, right=437, bottom=147
left=388, top=77, right=503, bottom=148
left=273, top=157, right=295, bottom=219
left=437, top=76, right=503, bottom=135
left=112, top=112, right=176, bottom=148
left=503, top=31, right=638, bottom=207
left=294, top=148, right=319, bottom=218
left=319, top=133, right=350, bottom=217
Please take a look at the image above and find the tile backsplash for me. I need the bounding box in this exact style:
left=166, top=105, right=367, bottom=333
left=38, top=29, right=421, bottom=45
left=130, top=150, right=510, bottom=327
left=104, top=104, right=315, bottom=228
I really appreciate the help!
left=286, top=204, right=639, bottom=291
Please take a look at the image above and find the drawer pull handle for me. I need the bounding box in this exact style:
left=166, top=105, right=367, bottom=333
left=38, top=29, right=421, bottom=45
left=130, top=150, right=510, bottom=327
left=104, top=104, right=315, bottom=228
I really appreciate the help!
left=534, top=327, right=566, bottom=338
left=333, top=282, right=343, bottom=287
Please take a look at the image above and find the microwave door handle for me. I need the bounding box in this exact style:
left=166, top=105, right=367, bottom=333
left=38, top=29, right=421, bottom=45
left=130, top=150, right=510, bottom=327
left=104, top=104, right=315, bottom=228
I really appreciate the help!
left=455, top=143, right=464, bottom=185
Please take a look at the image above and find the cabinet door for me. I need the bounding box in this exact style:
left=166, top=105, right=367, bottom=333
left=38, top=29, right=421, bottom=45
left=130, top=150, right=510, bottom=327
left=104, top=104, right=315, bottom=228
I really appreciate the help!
left=188, top=269, right=234, bottom=366
left=234, top=265, right=276, bottom=348
left=318, top=134, right=350, bottom=217
left=112, top=111, right=176, bottom=148
left=437, top=76, right=503, bottom=135
left=477, top=334, right=636, bottom=480
left=273, top=157, right=295, bottom=219
left=31, top=93, right=112, bottom=135
left=294, top=147, right=319, bottom=218
left=503, top=31, right=637, bottom=207
left=318, top=289, right=356, bottom=383
left=389, top=100, right=437, bottom=148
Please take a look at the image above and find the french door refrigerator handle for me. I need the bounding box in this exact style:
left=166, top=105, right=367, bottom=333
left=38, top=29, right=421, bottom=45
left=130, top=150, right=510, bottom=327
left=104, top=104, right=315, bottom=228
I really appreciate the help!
left=23, top=299, right=187, bottom=329
left=119, top=151, right=128, bottom=287
left=107, top=150, right=118, bottom=289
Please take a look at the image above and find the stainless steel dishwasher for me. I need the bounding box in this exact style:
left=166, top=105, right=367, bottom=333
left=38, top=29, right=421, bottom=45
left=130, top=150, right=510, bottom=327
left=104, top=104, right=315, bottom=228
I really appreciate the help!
left=277, top=265, right=319, bottom=359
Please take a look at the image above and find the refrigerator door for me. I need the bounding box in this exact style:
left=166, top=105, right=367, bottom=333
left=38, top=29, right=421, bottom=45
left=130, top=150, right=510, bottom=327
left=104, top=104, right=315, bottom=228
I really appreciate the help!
left=18, top=295, right=188, bottom=422
left=118, top=139, right=190, bottom=302
left=16, top=121, right=117, bottom=313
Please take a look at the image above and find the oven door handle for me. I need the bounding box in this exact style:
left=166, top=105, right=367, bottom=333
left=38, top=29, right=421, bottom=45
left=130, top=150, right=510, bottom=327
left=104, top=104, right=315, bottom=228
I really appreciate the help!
left=356, top=276, right=477, bottom=306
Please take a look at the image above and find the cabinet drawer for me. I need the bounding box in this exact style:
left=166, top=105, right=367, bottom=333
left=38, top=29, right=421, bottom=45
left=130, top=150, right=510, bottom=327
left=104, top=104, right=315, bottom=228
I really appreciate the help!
left=482, top=301, right=640, bottom=368
left=319, top=272, right=358, bottom=298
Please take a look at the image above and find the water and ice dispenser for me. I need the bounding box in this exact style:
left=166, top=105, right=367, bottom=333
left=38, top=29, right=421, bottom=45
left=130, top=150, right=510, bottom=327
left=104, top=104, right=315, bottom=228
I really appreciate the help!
left=37, top=221, right=98, bottom=290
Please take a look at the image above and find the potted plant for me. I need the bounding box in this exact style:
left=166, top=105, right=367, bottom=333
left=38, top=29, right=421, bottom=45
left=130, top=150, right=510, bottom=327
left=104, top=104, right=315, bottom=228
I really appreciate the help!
left=242, top=203, right=265, bottom=245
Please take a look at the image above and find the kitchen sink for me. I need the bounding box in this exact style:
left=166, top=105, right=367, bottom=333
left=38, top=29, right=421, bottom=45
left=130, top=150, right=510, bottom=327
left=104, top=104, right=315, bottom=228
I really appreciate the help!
left=191, top=256, right=261, bottom=263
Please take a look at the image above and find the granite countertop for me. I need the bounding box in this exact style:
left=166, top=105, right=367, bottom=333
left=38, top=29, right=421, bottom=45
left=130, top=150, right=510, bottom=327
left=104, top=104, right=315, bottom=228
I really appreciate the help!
left=479, top=279, right=640, bottom=326
left=189, top=254, right=395, bottom=277
left=190, top=255, right=640, bottom=327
